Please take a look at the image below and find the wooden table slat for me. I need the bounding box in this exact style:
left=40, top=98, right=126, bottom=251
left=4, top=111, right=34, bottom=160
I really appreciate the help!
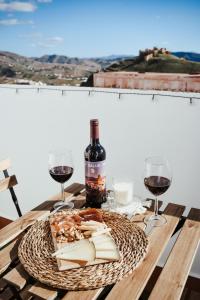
left=163, top=202, right=185, bottom=217
left=0, top=210, right=50, bottom=250
left=149, top=208, right=200, bottom=300
left=3, top=264, right=30, bottom=290
left=0, top=286, right=13, bottom=300
left=187, top=207, right=200, bottom=222
left=0, top=183, right=84, bottom=249
left=28, top=283, right=58, bottom=300
left=61, top=288, right=103, bottom=300
left=105, top=203, right=185, bottom=300
left=0, top=234, right=23, bottom=275
left=19, top=284, right=33, bottom=300
left=0, top=279, right=7, bottom=292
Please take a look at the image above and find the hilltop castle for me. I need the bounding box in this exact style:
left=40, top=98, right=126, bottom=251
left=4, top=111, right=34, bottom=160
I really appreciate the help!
left=139, top=47, right=170, bottom=61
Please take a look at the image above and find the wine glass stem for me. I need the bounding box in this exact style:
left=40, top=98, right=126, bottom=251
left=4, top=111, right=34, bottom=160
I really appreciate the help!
left=155, top=197, right=158, bottom=217
left=61, top=183, right=65, bottom=202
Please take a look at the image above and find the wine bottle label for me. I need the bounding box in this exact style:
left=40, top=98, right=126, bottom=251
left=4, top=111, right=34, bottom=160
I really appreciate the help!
left=85, top=160, right=106, bottom=191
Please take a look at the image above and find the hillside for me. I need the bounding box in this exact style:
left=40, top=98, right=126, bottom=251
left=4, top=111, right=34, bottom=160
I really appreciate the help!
left=0, top=51, right=133, bottom=85
left=172, top=52, right=200, bottom=63
left=104, top=48, right=200, bottom=74
left=0, top=51, right=101, bottom=85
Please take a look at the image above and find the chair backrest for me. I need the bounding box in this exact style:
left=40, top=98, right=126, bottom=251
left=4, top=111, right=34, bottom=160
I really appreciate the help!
left=0, top=158, right=22, bottom=217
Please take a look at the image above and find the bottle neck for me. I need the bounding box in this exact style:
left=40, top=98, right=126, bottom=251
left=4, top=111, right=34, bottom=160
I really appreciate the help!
left=90, top=138, right=100, bottom=145
left=90, top=121, right=99, bottom=145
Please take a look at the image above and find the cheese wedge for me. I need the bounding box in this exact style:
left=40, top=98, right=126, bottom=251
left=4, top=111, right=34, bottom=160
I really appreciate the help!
left=52, top=239, right=85, bottom=257
left=93, top=240, right=117, bottom=251
left=78, top=225, right=105, bottom=231
left=90, top=233, right=112, bottom=243
left=92, top=228, right=111, bottom=236
left=55, top=239, right=95, bottom=262
left=81, top=221, right=104, bottom=226
left=96, top=249, right=120, bottom=261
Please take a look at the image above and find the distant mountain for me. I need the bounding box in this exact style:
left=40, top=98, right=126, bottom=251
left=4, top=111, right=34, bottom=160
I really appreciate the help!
left=34, top=54, right=135, bottom=69
left=91, top=55, right=135, bottom=69
left=90, top=54, right=134, bottom=60
left=34, top=54, right=83, bottom=65
left=172, top=52, right=200, bottom=63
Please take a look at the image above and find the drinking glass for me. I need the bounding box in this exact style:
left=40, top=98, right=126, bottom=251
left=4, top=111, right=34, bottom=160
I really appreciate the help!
left=48, top=149, right=74, bottom=209
left=143, top=156, right=172, bottom=227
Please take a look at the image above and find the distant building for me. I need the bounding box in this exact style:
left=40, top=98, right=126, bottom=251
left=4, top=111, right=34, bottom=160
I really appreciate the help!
left=93, top=72, right=200, bottom=92
left=139, top=47, right=169, bottom=61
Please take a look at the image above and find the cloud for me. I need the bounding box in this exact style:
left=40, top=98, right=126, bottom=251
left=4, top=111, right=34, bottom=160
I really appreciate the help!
left=20, top=32, right=64, bottom=48
left=19, top=32, right=42, bottom=38
left=0, top=18, right=33, bottom=25
left=36, top=41, right=54, bottom=48
left=37, top=0, right=52, bottom=2
left=37, top=36, right=64, bottom=48
left=47, top=36, right=64, bottom=43
left=0, top=1, right=37, bottom=12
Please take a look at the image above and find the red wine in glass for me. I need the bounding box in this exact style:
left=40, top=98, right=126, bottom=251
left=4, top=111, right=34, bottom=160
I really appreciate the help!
left=143, top=157, right=172, bottom=227
left=48, top=149, right=74, bottom=209
left=49, top=166, right=73, bottom=183
left=144, top=176, right=171, bottom=196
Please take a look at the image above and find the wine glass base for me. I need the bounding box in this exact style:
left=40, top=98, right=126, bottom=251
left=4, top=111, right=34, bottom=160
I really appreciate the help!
left=53, top=201, right=74, bottom=210
left=144, top=214, right=167, bottom=227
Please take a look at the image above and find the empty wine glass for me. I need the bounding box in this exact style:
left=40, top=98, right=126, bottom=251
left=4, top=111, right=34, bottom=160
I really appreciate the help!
left=48, top=149, right=74, bottom=209
left=143, top=156, right=172, bottom=227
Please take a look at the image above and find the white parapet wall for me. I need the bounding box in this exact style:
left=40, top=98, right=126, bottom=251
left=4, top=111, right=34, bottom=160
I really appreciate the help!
left=0, top=85, right=200, bottom=277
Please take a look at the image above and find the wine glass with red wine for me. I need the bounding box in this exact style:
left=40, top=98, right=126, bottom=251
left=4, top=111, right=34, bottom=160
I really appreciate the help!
left=48, top=149, right=74, bottom=209
left=143, top=156, right=172, bottom=227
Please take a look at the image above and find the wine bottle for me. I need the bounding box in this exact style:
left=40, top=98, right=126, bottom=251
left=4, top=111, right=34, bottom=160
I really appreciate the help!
left=85, top=119, right=106, bottom=208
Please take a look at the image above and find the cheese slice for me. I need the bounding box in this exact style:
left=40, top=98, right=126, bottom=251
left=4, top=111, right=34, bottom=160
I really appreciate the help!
left=93, top=240, right=117, bottom=251
left=55, top=239, right=95, bottom=262
left=96, top=249, right=120, bottom=261
left=92, top=228, right=111, bottom=236
left=78, top=225, right=105, bottom=231
left=81, top=221, right=104, bottom=226
left=90, top=233, right=112, bottom=243
left=52, top=239, right=85, bottom=257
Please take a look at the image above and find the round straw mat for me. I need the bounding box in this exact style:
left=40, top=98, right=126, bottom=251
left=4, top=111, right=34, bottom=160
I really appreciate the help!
left=18, top=210, right=148, bottom=290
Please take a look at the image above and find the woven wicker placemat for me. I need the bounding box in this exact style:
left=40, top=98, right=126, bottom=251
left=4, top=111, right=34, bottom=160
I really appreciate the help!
left=18, top=210, right=148, bottom=290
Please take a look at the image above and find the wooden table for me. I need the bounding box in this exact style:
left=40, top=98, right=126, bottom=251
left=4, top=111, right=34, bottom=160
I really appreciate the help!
left=0, top=183, right=199, bottom=300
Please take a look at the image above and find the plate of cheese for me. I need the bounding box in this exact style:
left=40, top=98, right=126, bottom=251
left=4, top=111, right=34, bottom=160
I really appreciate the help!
left=49, top=208, right=121, bottom=270
left=18, top=208, right=148, bottom=290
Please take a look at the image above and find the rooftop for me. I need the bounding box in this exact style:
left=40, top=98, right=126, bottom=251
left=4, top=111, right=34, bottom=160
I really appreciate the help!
left=0, top=84, right=199, bottom=278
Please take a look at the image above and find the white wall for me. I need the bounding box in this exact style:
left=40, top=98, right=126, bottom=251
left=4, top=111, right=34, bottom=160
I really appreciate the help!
left=0, top=85, right=199, bottom=276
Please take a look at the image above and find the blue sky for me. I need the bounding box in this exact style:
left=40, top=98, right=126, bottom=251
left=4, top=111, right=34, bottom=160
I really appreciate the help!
left=0, top=0, right=199, bottom=57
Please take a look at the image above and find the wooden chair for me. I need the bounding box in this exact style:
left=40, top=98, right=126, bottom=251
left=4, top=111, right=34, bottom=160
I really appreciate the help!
left=0, top=158, right=22, bottom=218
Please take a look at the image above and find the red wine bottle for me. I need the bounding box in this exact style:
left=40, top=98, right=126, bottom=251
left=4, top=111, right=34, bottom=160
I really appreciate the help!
left=84, top=119, right=106, bottom=208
